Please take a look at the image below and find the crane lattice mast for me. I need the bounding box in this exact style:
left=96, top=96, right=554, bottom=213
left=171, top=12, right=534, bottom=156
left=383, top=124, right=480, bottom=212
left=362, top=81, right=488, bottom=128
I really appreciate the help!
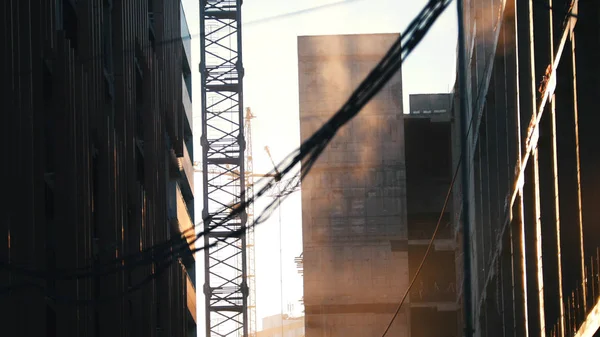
left=199, top=0, right=248, bottom=336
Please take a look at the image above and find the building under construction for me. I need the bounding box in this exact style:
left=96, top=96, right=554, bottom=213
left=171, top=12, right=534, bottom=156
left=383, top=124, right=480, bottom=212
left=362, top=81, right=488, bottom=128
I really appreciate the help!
left=298, top=33, right=409, bottom=337
left=405, top=94, right=460, bottom=337
left=298, top=33, right=461, bottom=337
left=453, top=0, right=600, bottom=337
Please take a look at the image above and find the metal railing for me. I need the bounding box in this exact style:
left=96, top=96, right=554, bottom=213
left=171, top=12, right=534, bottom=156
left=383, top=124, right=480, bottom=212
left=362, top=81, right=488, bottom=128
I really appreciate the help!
left=411, top=280, right=457, bottom=303
left=549, top=248, right=600, bottom=337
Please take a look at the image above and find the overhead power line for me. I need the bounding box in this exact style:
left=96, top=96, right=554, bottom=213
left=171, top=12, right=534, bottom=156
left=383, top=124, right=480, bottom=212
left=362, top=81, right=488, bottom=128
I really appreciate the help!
left=3, top=0, right=455, bottom=303
left=98, top=0, right=459, bottom=282
left=244, top=0, right=368, bottom=26
left=2, top=0, right=448, bottom=290
left=1, top=254, right=176, bottom=305
left=7, top=0, right=567, bottom=78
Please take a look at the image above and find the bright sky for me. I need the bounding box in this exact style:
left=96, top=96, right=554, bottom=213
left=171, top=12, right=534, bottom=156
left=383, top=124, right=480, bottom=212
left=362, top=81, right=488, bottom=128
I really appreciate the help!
left=183, top=0, right=458, bottom=333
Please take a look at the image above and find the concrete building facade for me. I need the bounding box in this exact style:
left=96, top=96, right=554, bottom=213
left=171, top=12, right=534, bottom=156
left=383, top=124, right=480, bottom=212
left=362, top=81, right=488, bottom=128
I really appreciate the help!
left=298, top=33, right=409, bottom=337
left=0, top=1, right=196, bottom=336
left=452, top=0, right=600, bottom=336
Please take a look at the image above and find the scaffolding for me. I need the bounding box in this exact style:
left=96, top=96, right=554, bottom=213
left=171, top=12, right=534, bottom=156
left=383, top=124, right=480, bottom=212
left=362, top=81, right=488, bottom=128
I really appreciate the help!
left=199, top=0, right=248, bottom=336
left=458, top=1, right=600, bottom=336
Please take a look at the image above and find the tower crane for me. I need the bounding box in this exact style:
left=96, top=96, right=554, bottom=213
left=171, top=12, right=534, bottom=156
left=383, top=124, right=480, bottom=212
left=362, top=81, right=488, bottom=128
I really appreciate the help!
left=199, top=1, right=246, bottom=333
left=263, top=146, right=302, bottom=326
left=264, top=146, right=301, bottom=198
left=243, top=107, right=257, bottom=337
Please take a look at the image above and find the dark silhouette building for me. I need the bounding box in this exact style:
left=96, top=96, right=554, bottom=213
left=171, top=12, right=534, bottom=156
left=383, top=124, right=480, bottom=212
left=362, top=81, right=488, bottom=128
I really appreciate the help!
left=453, top=0, right=600, bottom=336
left=0, top=1, right=196, bottom=337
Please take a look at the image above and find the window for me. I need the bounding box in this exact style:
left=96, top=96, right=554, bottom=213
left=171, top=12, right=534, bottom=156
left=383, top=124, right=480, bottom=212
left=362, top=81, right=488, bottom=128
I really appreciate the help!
left=148, top=0, right=156, bottom=50
left=62, top=0, right=78, bottom=51
left=135, top=58, right=144, bottom=143
left=102, top=1, right=113, bottom=74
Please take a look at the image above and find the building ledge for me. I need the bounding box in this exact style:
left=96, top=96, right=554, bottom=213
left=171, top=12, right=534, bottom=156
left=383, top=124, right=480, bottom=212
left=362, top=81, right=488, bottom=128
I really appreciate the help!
left=410, top=302, right=459, bottom=311
left=408, top=239, right=456, bottom=250
left=178, top=141, right=194, bottom=197
left=174, top=184, right=195, bottom=254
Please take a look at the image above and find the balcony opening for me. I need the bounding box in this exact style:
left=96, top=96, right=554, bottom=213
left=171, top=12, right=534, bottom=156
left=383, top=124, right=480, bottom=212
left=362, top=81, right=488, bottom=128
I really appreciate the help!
left=405, top=118, right=452, bottom=213
left=408, top=212, right=452, bottom=240
left=405, top=119, right=452, bottom=181
left=411, top=307, right=458, bottom=337
left=409, top=246, right=456, bottom=303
